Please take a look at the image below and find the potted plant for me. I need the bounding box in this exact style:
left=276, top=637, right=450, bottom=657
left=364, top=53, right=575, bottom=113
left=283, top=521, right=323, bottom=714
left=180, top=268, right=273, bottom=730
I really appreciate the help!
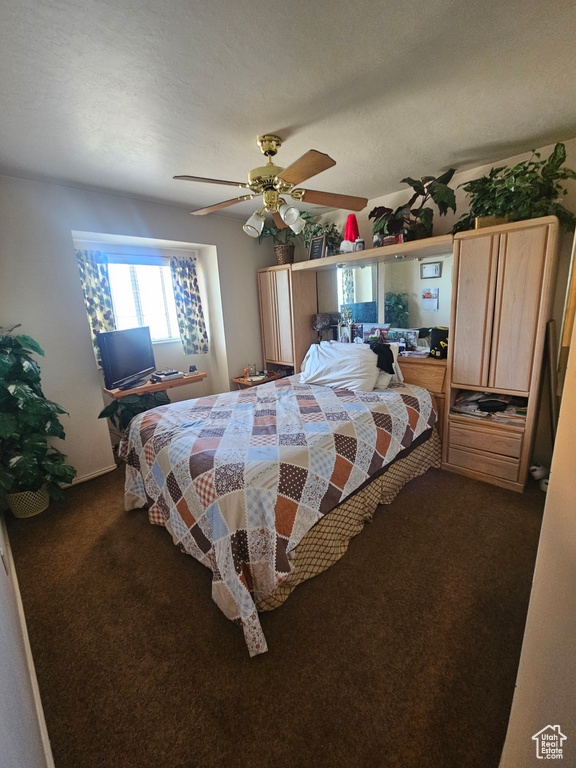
left=452, top=143, right=576, bottom=233
left=369, top=170, right=457, bottom=242
left=0, top=325, right=76, bottom=517
left=258, top=221, right=303, bottom=265
left=98, top=391, right=170, bottom=434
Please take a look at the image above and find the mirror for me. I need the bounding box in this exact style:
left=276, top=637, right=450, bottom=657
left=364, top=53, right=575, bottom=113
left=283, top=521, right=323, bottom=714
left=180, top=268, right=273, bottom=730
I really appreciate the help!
left=317, top=254, right=453, bottom=329
left=383, top=255, right=453, bottom=328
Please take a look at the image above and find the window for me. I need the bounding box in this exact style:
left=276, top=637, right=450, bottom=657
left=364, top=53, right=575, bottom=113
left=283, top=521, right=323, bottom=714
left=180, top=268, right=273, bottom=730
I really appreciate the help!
left=74, top=236, right=210, bottom=357
left=108, top=261, right=180, bottom=342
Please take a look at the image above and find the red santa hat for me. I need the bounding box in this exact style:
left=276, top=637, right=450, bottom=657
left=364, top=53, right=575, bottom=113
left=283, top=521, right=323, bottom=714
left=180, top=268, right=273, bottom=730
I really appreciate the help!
left=344, top=214, right=359, bottom=242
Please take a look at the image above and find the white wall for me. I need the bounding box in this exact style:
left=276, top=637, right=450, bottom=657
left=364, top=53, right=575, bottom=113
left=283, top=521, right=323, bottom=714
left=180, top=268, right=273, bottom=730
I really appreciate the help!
left=0, top=516, right=53, bottom=768
left=499, top=312, right=576, bottom=767
left=0, top=175, right=275, bottom=482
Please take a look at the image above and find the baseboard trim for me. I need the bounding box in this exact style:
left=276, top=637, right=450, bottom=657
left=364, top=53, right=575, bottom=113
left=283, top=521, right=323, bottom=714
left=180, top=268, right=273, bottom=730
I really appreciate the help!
left=71, top=464, right=118, bottom=485
left=0, top=513, right=56, bottom=768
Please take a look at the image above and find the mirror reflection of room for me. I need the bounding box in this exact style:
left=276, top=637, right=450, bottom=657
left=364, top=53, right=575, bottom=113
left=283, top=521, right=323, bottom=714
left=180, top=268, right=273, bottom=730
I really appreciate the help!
left=383, top=254, right=453, bottom=329
left=318, top=253, right=453, bottom=331
left=336, top=264, right=378, bottom=322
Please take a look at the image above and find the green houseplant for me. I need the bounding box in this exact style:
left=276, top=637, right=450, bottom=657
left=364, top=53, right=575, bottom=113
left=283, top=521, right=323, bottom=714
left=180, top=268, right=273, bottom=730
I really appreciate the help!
left=369, top=170, right=457, bottom=241
left=98, top=391, right=170, bottom=433
left=258, top=219, right=303, bottom=264
left=452, top=143, right=576, bottom=233
left=0, top=325, right=76, bottom=516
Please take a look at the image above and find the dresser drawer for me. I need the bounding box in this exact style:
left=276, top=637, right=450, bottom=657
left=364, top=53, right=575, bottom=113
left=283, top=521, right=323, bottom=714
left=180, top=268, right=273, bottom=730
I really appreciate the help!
left=398, top=359, right=446, bottom=394
left=448, top=446, right=519, bottom=482
left=449, top=423, right=522, bottom=458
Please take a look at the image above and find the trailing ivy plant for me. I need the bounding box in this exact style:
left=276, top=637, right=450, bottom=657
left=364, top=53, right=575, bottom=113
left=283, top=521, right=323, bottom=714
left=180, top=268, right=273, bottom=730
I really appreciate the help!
left=98, top=391, right=170, bottom=433
left=301, top=215, right=343, bottom=255
left=452, top=143, right=576, bottom=233
left=369, top=170, right=457, bottom=239
left=0, top=325, right=76, bottom=499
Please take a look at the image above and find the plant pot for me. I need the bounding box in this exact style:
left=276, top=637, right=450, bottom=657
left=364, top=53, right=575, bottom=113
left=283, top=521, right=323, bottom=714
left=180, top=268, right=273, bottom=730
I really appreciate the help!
left=402, top=224, right=431, bottom=242
left=7, top=486, right=50, bottom=518
left=474, top=215, right=509, bottom=229
left=274, top=244, right=294, bottom=265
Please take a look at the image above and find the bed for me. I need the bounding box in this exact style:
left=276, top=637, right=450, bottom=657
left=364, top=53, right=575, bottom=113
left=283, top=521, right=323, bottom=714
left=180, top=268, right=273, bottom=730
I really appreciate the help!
left=120, top=351, right=440, bottom=656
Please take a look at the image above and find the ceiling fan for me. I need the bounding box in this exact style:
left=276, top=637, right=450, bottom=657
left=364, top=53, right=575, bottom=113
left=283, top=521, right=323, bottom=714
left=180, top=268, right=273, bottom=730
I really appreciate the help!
left=174, top=134, right=368, bottom=237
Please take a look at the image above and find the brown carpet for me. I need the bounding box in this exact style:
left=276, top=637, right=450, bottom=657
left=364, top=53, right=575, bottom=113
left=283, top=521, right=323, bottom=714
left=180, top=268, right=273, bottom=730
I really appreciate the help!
left=7, top=467, right=544, bottom=768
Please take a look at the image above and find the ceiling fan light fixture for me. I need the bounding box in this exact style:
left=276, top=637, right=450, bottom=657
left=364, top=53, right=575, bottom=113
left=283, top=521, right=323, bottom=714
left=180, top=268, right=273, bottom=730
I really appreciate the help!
left=243, top=210, right=265, bottom=238
left=278, top=202, right=300, bottom=226
left=289, top=215, right=306, bottom=235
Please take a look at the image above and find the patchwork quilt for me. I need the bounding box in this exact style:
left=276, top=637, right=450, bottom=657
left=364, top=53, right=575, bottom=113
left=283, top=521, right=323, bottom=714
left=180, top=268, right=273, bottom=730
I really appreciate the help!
left=119, top=376, right=436, bottom=656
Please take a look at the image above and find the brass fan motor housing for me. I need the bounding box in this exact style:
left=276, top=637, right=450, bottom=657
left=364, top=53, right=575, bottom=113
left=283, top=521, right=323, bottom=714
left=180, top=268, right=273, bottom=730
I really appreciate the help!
left=247, top=162, right=284, bottom=189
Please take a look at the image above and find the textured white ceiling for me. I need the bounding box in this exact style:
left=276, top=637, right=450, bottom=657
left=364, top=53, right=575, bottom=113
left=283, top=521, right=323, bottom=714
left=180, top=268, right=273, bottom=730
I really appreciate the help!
left=1, top=0, right=575, bottom=219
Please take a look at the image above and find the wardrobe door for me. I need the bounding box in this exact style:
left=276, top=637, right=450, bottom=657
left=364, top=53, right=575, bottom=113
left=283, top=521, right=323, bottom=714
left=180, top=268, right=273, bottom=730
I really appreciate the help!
left=257, top=270, right=278, bottom=362
left=274, top=267, right=294, bottom=364
left=451, top=234, right=499, bottom=387
left=489, top=225, right=548, bottom=392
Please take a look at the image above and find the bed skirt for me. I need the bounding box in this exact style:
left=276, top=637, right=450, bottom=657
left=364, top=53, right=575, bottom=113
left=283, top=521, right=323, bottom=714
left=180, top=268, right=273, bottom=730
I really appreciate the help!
left=257, top=427, right=441, bottom=612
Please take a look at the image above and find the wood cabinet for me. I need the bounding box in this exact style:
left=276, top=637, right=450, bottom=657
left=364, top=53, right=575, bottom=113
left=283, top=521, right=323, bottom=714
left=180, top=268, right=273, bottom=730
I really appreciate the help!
left=257, top=265, right=317, bottom=373
left=443, top=217, right=559, bottom=491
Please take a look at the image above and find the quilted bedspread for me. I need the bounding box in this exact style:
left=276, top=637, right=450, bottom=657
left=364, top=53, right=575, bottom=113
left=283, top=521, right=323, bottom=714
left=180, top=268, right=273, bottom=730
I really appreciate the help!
left=119, top=377, right=436, bottom=656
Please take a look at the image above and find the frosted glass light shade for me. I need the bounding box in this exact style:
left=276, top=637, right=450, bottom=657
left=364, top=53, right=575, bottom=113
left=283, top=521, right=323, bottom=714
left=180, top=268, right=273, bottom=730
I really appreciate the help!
left=243, top=211, right=265, bottom=237
left=278, top=203, right=300, bottom=226
left=289, top=216, right=306, bottom=234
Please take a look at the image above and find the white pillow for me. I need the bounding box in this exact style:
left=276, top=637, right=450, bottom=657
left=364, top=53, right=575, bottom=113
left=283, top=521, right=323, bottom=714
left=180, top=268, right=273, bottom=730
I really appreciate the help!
left=324, top=339, right=403, bottom=385
left=386, top=342, right=404, bottom=383
left=300, top=343, right=379, bottom=391
left=323, top=340, right=374, bottom=355
left=374, top=371, right=393, bottom=390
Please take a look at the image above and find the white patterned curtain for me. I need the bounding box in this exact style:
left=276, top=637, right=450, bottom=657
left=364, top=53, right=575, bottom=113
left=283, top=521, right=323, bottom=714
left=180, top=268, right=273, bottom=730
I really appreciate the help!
left=75, top=249, right=116, bottom=360
left=169, top=254, right=209, bottom=355
left=342, top=269, right=355, bottom=304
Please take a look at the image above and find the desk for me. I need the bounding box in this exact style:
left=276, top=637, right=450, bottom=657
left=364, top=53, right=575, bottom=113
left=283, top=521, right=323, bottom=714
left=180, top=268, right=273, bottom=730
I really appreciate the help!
left=104, top=372, right=207, bottom=400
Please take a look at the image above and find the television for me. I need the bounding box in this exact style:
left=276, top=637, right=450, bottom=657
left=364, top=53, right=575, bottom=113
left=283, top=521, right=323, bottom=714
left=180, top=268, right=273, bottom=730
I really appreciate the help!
left=97, top=326, right=156, bottom=390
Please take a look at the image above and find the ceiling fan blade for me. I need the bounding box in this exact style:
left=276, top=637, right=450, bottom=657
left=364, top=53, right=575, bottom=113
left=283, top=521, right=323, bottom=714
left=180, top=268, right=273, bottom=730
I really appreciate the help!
left=271, top=211, right=289, bottom=229
left=296, top=189, right=368, bottom=212
left=174, top=175, right=248, bottom=189
left=277, top=150, right=336, bottom=187
left=191, top=195, right=254, bottom=216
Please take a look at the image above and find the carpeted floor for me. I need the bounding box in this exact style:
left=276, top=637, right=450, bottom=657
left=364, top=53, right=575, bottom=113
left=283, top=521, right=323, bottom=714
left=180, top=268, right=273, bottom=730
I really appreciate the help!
left=7, top=466, right=544, bottom=768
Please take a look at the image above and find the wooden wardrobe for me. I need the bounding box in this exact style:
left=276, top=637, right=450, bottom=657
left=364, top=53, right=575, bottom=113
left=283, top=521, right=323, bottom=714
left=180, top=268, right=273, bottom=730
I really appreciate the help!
left=442, top=216, right=559, bottom=491
left=257, top=264, right=317, bottom=374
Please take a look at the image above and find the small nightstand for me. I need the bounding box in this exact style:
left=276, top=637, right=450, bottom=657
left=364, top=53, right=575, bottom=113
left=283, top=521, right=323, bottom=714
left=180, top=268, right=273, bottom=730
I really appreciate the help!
left=231, top=373, right=283, bottom=390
